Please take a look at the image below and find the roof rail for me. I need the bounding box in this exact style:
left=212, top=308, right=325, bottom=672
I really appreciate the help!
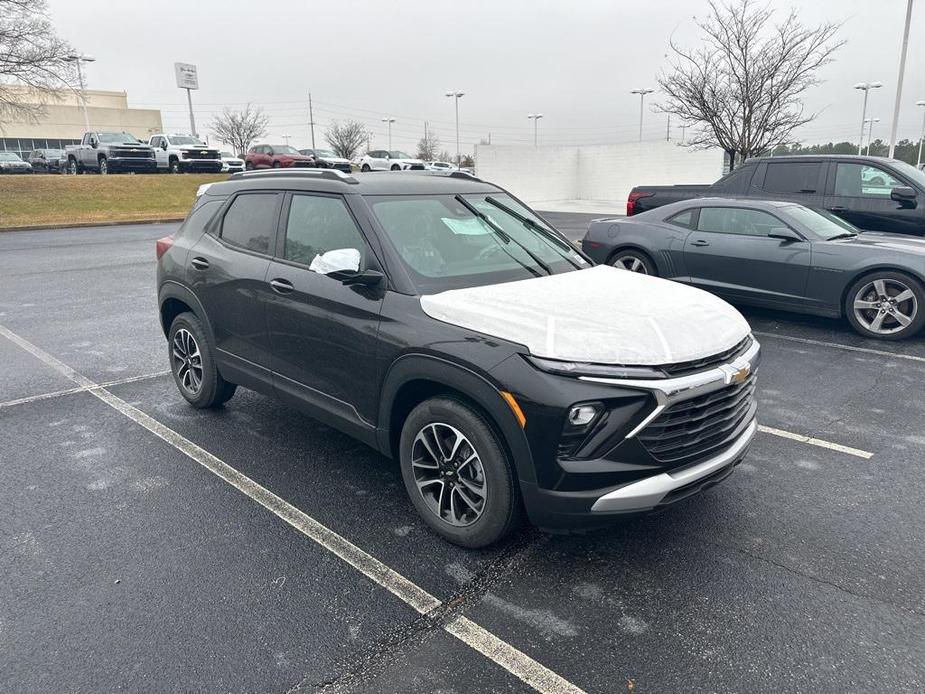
left=229, top=168, right=359, bottom=184
left=398, top=169, right=483, bottom=182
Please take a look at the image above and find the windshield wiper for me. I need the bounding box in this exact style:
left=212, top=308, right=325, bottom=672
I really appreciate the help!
left=828, top=232, right=858, bottom=240
left=483, top=196, right=584, bottom=270
left=454, top=195, right=552, bottom=276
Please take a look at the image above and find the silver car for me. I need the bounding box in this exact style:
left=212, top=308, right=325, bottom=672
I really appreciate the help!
left=0, top=152, right=33, bottom=174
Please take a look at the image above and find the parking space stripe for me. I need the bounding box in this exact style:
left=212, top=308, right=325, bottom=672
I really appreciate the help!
left=0, top=322, right=585, bottom=694
left=0, top=370, right=170, bottom=410
left=758, top=424, right=873, bottom=459
left=754, top=331, right=925, bottom=364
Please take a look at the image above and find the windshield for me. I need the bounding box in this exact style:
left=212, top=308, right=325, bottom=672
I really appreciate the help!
left=45, top=149, right=64, bottom=157
left=890, top=160, right=925, bottom=190
left=273, top=145, right=300, bottom=155
left=389, top=151, right=412, bottom=159
left=313, top=149, right=336, bottom=157
left=221, top=151, right=235, bottom=158
left=170, top=135, right=207, bottom=145
left=98, top=132, right=142, bottom=144
left=368, top=192, right=588, bottom=292
left=0, top=152, right=22, bottom=161
left=785, top=205, right=859, bottom=240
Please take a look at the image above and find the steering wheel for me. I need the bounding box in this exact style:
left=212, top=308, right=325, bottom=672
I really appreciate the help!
left=475, top=243, right=507, bottom=262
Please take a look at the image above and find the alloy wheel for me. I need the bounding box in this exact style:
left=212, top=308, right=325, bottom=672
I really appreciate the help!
left=172, top=328, right=204, bottom=395
left=853, top=278, right=918, bottom=335
left=612, top=254, right=649, bottom=274
left=411, top=423, right=487, bottom=527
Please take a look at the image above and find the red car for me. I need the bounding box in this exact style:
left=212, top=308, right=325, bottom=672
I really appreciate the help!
left=244, top=144, right=316, bottom=170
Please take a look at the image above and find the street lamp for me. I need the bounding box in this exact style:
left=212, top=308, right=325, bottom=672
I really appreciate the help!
left=445, top=91, right=464, bottom=168
left=854, top=82, right=882, bottom=154
left=64, top=53, right=96, bottom=132
left=916, top=100, right=925, bottom=168
left=527, top=113, right=544, bottom=146
left=630, top=88, right=654, bottom=143
left=380, top=117, right=396, bottom=151
left=864, top=117, right=880, bottom=156
left=281, top=134, right=291, bottom=146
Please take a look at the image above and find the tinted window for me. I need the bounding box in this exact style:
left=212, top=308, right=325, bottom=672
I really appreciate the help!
left=220, top=194, right=277, bottom=254
left=667, top=209, right=695, bottom=229
left=697, top=207, right=783, bottom=236
left=834, top=163, right=903, bottom=197
left=284, top=195, right=367, bottom=268
left=181, top=199, right=224, bottom=238
left=762, top=161, right=821, bottom=194
left=712, top=165, right=755, bottom=190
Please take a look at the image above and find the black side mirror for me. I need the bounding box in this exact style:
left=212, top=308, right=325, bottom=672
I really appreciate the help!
left=161, top=142, right=168, bottom=150
left=768, top=227, right=802, bottom=242
left=328, top=269, right=384, bottom=286
left=90, top=139, right=98, bottom=149
left=890, top=186, right=917, bottom=208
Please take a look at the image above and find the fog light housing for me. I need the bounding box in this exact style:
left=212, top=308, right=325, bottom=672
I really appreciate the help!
left=568, top=404, right=599, bottom=427
left=558, top=402, right=605, bottom=459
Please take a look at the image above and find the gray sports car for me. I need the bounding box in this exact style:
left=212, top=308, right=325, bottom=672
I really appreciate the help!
left=581, top=197, right=925, bottom=340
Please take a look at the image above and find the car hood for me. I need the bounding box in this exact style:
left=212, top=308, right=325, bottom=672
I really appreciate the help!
left=179, top=145, right=217, bottom=152
left=419, top=265, right=751, bottom=365
left=396, top=158, right=423, bottom=165
left=320, top=156, right=351, bottom=164
left=830, top=231, right=925, bottom=255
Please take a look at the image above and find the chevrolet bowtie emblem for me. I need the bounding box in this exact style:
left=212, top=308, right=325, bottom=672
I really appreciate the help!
left=731, top=365, right=750, bottom=384
left=720, top=362, right=750, bottom=385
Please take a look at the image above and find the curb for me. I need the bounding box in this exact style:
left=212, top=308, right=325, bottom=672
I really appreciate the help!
left=0, top=218, right=186, bottom=232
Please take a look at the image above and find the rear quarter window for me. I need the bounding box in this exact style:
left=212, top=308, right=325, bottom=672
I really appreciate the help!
left=220, top=193, right=278, bottom=254
left=178, top=198, right=225, bottom=239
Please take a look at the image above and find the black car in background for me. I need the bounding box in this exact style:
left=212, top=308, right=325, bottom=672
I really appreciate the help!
left=583, top=198, right=925, bottom=340
left=28, top=148, right=66, bottom=173
left=298, top=148, right=352, bottom=173
left=156, top=169, right=760, bottom=547
left=627, top=155, right=925, bottom=236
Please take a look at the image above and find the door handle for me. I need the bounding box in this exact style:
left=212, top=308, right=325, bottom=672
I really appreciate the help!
left=269, top=278, right=294, bottom=294
left=827, top=206, right=847, bottom=212
left=191, top=256, right=210, bottom=270
left=690, top=240, right=710, bottom=247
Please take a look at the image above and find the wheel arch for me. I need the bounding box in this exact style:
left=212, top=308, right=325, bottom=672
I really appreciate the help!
left=158, top=281, right=216, bottom=345
left=377, top=354, right=536, bottom=485
left=605, top=245, right=659, bottom=272
left=838, top=264, right=925, bottom=317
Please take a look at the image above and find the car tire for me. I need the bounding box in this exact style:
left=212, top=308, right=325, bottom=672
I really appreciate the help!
left=399, top=396, right=521, bottom=548
left=272, top=161, right=281, bottom=169
left=169, top=157, right=181, bottom=174
left=361, top=164, right=371, bottom=172
left=390, top=164, right=401, bottom=171
left=245, top=161, right=254, bottom=170
left=67, top=159, right=78, bottom=175
left=609, top=249, right=657, bottom=276
left=845, top=270, right=925, bottom=341
left=167, top=312, right=237, bottom=408
left=98, top=156, right=108, bottom=175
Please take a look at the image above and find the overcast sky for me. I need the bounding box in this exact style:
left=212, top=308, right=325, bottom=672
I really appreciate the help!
left=45, top=0, right=925, bottom=153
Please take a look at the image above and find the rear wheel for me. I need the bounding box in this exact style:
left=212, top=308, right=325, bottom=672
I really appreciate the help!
left=399, top=397, right=520, bottom=548
left=609, top=249, right=656, bottom=276
left=168, top=312, right=237, bottom=408
left=845, top=271, right=925, bottom=340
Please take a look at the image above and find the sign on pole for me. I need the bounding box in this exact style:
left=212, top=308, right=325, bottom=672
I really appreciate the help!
left=174, top=62, right=199, bottom=90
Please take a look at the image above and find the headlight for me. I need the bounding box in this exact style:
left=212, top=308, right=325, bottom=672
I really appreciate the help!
left=526, top=355, right=665, bottom=380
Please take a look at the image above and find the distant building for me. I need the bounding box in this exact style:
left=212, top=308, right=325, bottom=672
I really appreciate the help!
left=0, top=87, right=163, bottom=159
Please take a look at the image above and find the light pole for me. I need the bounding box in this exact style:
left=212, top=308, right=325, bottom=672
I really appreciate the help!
left=630, top=88, right=654, bottom=143
left=381, top=118, right=396, bottom=151
left=281, top=134, right=291, bottom=146
left=445, top=91, right=464, bottom=168
left=888, top=0, right=915, bottom=158
left=916, top=100, right=925, bottom=167
left=527, top=113, right=544, bottom=146
left=64, top=53, right=96, bottom=132
left=854, top=82, right=883, bottom=154
left=864, top=117, right=880, bottom=155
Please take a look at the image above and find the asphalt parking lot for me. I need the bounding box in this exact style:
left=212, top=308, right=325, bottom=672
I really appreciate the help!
left=2, top=217, right=924, bottom=694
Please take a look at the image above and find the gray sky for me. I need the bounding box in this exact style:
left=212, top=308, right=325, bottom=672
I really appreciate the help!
left=46, top=0, right=925, bottom=153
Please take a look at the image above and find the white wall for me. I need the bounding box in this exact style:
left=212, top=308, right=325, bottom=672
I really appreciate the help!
left=476, top=141, right=725, bottom=208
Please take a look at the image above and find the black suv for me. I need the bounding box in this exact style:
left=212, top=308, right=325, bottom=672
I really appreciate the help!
left=156, top=170, right=760, bottom=547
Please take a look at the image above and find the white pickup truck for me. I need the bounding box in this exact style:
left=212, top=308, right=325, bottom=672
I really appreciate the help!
left=148, top=134, right=222, bottom=174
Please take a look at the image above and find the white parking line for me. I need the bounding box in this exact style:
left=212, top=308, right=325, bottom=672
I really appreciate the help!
left=757, top=424, right=873, bottom=459
left=0, top=370, right=171, bottom=410
left=0, top=323, right=584, bottom=694
left=754, top=331, right=925, bottom=364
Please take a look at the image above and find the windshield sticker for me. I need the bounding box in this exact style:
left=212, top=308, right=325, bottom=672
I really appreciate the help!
left=441, top=217, right=491, bottom=236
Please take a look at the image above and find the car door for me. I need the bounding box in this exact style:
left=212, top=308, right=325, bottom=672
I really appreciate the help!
left=265, top=192, right=385, bottom=435
left=824, top=161, right=923, bottom=234
left=683, top=205, right=812, bottom=308
left=187, top=191, right=281, bottom=384
left=370, top=150, right=388, bottom=170
left=151, top=136, right=166, bottom=169
left=752, top=159, right=826, bottom=209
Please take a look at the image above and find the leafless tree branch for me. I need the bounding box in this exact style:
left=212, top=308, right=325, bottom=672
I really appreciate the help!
left=324, top=120, right=368, bottom=160
left=210, top=104, right=269, bottom=157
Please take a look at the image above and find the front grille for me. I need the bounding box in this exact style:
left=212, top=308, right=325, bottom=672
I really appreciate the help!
left=660, top=336, right=752, bottom=377
left=112, top=148, right=154, bottom=159
left=292, top=161, right=315, bottom=168
left=182, top=150, right=220, bottom=160
left=638, top=375, right=756, bottom=464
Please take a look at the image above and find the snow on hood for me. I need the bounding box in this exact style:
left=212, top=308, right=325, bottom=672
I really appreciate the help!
left=419, top=265, right=751, bottom=365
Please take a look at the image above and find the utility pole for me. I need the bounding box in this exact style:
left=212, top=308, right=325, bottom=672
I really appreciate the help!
left=666, top=114, right=671, bottom=141
left=308, top=92, right=316, bottom=149
left=888, top=0, right=915, bottom=159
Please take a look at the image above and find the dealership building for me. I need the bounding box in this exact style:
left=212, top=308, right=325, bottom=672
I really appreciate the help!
left=0, top=87, right=163, bottom=160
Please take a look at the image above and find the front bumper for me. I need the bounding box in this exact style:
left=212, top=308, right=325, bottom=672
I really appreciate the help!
left=180, top=159, right=223, bottom=173
left=109, top=158, right=157, bottom=172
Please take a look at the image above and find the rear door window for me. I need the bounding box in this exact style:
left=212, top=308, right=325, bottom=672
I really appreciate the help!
left=220, top=193, right=278, bottom=254
left=697, top=207, right=783, bottom=236
left=761, top=161, right=822, bottom=194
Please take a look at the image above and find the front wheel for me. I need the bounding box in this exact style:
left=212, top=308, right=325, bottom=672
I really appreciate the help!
left=399, top=397, right=521, bottom=548
left=390, top=164, right=401, bottom=171
left=245, top=161, right=254, bottom=170
left=169, top=158, right=181, bottom=174
left=361, top=164, right=371, bottom=172
left=609, top=249, right=656, bottom=275
left=67, top=158, right=79, bottom=175
left=98, top=156, right=108, bottom=175
left=168, top=312, right=237, bottom=408
left=845, top=271, right=925, bottom=340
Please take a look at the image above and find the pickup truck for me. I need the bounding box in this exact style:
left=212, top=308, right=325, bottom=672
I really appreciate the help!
left=66, top=132, right=156, bottom=175
left=628, top=154, right=925, bottom=236
left=148, top=133, right=222, bottom=173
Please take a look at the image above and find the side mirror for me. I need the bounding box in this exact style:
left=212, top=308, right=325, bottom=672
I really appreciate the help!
left=161, top=142, right=168, bottom=150
left=329, top=268, right=384, bottom=286
left=90, top=139, right=98, bottom=149
left=768, top=227, right=802, bottom=242
left=890, top=186, right=917, bottom=208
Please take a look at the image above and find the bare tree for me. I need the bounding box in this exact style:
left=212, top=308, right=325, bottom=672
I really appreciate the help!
left=324, top=120, right=368, bottom=160
left=210, top=104, right=268, bottom=157
left=416, top=127, right=440, bottom=161
left=0, top=0, right=78, bottom=128
left=656, top=0, right=843, bottom=168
